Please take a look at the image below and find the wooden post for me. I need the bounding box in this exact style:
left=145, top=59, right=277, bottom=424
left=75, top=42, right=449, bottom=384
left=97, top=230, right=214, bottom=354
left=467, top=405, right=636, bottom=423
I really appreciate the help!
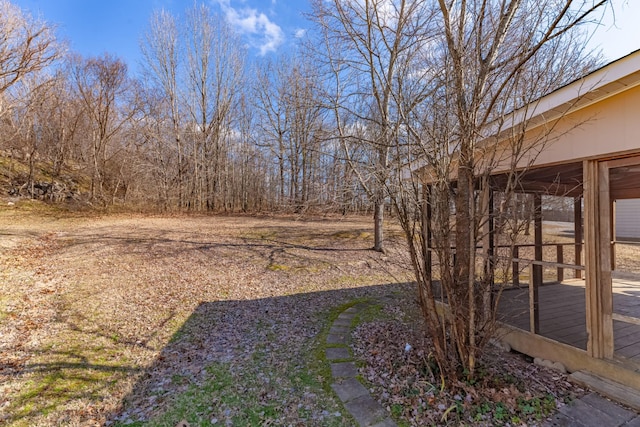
left=533, top=194, right=543, bottom=288
left=529, top=262, right=539, bottom=334
left=557, top=244, right=564, bottom=282
left=611, top=199, right=616, bottom=271
left=512, top=246, right=519, bottom=286
left=598, top=162, right=614, bottom=358
left=584, top=160, right=613, bottom=359
left=574, top=196, right=583, bottom=279
left=584, top=160, right=601, bottom=357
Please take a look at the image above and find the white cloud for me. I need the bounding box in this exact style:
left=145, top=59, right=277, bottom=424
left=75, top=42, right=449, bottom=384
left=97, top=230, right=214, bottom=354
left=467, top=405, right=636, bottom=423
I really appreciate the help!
left=294, top=28, right=306, bottom=38
left=214, top=0, right=285, bottom=55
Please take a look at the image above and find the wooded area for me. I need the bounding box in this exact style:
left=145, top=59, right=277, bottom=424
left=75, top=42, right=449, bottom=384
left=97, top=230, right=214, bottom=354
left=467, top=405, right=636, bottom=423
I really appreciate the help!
left=0, top=1, right=370, bottom=214
left=0, top=1, right=605, bottom=215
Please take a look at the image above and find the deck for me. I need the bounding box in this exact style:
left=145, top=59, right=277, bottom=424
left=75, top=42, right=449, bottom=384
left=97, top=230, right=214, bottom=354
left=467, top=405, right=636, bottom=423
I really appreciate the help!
left=498, top=276, right=640, bottom=361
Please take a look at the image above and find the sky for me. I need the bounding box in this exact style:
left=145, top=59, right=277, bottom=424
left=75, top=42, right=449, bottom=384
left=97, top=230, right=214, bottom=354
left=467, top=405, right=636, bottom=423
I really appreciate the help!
left=12, top=0, right=311, bottom=72
left=10, top=0, right=640, bottom=75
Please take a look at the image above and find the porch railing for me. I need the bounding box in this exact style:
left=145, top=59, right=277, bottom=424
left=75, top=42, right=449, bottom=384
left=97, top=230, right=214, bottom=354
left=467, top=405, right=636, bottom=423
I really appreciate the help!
left=496, top=242, right=582, bottom=286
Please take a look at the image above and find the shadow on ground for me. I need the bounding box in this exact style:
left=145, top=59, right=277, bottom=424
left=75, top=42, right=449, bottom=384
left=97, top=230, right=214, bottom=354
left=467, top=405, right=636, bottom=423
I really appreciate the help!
left=104, top=282, right=415, bottom=426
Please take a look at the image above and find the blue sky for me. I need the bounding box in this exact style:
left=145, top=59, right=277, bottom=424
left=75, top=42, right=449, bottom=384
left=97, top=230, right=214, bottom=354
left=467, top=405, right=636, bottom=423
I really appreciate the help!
left=10, top=0, right=640, bottom=75
left=12, top=0, right=311, bottom=72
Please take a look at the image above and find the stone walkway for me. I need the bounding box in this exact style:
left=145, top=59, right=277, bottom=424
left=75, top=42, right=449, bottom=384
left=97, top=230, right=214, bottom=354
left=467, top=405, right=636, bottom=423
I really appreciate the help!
left=544, top=393, right=640, bottom=426
left=326, top=303, right=397, bottom=427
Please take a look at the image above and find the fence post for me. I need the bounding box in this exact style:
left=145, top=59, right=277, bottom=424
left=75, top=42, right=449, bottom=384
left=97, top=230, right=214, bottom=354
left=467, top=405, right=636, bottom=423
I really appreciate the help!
left=556, top=244, right=564, bottom=282
left=574, top=196, right=582, bottom=279
left=529, top=263, right=539, bottom=334
left=512, top=246, right=519, bottom=286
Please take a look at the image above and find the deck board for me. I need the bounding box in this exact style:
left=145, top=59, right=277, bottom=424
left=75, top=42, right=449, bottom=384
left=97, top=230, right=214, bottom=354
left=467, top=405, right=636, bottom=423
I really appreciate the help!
left=499, top=278, right=640, bottom=361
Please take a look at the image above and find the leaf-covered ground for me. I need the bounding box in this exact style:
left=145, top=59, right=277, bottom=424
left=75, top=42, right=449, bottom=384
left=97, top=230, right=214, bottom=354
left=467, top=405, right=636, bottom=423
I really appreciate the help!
left=0, top=211, right=415, bottom=426
left=351, top=300, right=585, bottom=426
left=0, top=208, right=586, bottom=426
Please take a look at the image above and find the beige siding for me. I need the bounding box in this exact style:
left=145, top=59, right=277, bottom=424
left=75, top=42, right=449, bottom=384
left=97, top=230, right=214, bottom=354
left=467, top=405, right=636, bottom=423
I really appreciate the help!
left=527, top=84, right=640, bottom=169
left=616, top=199, right=640, bottom=239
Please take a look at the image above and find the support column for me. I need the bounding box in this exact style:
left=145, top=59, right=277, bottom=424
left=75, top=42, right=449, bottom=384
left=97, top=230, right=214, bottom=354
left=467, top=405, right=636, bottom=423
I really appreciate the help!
left=574, top=196, right=583, bottom=279
left=533, top=194, right=543, bottom=288
left=584, top=160, right=613, bottom=359
left=481, top=183, right=494, bottom=322
left=611, top=199, right=616, bottom=271
left=599, top=163, right=614, bottom=358
left=527, top=194, right=543, bottom=333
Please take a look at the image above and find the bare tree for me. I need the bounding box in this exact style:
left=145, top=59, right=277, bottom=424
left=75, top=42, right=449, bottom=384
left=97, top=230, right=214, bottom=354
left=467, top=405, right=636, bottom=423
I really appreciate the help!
left=287, top=60, right=326, bottom=211
left=0, top=0, right=59, bottom=97
left=253, top=53, right=326, bottom=212
left=384, top=0, right=608, bottom=380
left=0, top=0, right=60, bottom=175
left=2, top=64, right=88, bottom=202
left=136, top=86, right=178, bottom=210
left=140, top=9, right=185, bottom=209
left=310, top=0, right=437, bottom=251
left=254, top=56, right=291, bottom=207
left=230, top=93, right=268, bottom=212
left=9, top=72, right=53, bottom=195
left=71, top=54, right=137, bottom=203
left=184, top=3, right=245, bottom=211
left=35, top=69, right=85, bottom=178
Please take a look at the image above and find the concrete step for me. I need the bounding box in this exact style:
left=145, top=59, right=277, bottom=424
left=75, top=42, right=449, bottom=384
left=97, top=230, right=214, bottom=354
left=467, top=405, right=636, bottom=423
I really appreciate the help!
left=570, top=370, right=640, bottom=412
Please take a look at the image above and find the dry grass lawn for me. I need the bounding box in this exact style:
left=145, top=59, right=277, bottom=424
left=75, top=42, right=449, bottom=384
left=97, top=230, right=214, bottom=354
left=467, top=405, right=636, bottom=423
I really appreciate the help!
left=0, top=208, right=413, bottom=426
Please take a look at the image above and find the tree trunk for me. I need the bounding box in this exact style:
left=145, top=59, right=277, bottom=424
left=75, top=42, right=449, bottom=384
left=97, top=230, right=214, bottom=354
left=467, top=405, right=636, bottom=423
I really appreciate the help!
left=373, top=199, right=384, bottom=252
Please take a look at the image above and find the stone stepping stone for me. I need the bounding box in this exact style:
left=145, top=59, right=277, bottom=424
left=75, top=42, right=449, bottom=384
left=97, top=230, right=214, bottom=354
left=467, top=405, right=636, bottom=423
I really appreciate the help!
left=333, top=318, right=352, bottom=327
left=344, top=395, right=390, bottom=426
left=331, top=361, right=358, bottom=378
left=329, top=326, right=350, bottom=337
left=325, top=301, right=398, bottom=427
left=331, top=377, right=369, bottom=402
left=326, top=347, right=351, bottom=360
left=326, top=332, right=350, bottom=345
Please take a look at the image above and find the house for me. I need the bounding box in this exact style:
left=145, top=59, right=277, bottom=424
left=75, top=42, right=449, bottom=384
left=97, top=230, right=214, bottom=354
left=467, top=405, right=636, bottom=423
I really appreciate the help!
left=420, top=49, right=640, bottom=402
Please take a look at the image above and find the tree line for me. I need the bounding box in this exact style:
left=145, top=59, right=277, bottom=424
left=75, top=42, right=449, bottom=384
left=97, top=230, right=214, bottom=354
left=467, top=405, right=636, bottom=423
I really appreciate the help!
left=0, top=1, right=369, bottom=213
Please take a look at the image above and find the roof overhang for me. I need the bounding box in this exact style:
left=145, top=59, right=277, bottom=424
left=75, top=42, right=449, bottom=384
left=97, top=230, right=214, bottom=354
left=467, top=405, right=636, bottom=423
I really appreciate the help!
left=413, top=50, right=640, bottom=185
left=496, top=49, right=640, bottom=138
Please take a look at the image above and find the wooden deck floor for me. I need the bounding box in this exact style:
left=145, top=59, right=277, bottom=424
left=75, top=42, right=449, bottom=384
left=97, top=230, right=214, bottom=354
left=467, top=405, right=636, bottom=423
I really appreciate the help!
left=498, top=277, right=640, bottom=361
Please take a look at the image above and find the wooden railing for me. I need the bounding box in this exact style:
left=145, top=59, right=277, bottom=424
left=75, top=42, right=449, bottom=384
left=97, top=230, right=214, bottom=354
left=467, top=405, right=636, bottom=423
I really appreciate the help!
left=611, top=240, right=640, bottom=270
left=426, top=242, right=583, bottom=285
left=495, top=242, right=582, bottom=286
left=426, top=243, right=588, bottom=335
left=489, top=243, right=585, bottom=335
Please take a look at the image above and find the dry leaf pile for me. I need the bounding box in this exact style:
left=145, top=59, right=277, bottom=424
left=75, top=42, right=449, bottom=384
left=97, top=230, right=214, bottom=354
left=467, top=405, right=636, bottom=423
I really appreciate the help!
left=351, top=296, right=585, bottom=426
